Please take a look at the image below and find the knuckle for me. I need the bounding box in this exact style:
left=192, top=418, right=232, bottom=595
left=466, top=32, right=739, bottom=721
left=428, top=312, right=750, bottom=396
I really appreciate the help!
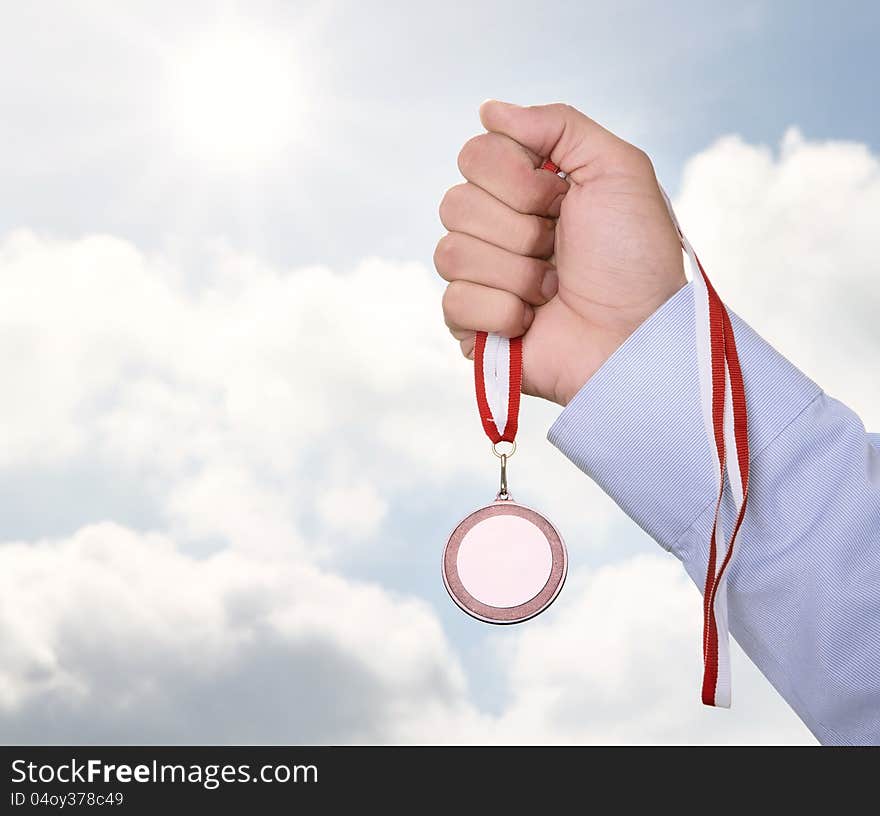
left=515, top=175, right=547, bottom=214
left=522, top=217, right=547, bottom=255
left=457, top=133, right=489, bottom=179
left=438, top=184, right=467, bottom=228
left=433, top=233, right=460, bottom=278
left=521, top=185, right=545, bottom=214
left=517, top=166, right=558, bottom=215
left=545, top=102, right=572, bottom=117
left=628, top=146, right=654, bottom=170
left=499, top=296, right=524, bottom=333
left=611, top=144, right=654, bottom=175
left=441, top=281, right=466, bottom=319
left=517, top=222, right=536, bottom=256
left=543, top=102, right=582, bottom=126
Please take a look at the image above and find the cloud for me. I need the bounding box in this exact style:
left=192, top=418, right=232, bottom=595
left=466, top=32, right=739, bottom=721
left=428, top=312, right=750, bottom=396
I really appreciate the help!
left=0, top=229, right=621, bottom=743
left=3, top=125, right=877, bottom=745
left=675, top=127, right=880, bottom=428
left=493, top=555, right=813, bottom=745
left=316, top=483, right=388, bottom=540
left=0, top=527, right=808, bottom=744
left=0, top=522, right=483, bottom=743
left=0, top=232, right=473, bottom=555
left=0, top=229, right=617, bottom=559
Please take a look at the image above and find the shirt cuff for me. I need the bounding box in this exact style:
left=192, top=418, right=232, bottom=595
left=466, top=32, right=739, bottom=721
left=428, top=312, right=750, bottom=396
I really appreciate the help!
left=547, top=282, right=821, bottom=557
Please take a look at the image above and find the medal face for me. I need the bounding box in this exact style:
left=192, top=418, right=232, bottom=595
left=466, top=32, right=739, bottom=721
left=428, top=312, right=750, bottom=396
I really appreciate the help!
left=442, top=499, right=567, bottom=624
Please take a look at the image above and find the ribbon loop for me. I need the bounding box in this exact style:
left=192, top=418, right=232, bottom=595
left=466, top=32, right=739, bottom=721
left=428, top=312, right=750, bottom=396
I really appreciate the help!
left=474, top=332, right=522, bottom=444
left=472, top=160, right=562, bottom=447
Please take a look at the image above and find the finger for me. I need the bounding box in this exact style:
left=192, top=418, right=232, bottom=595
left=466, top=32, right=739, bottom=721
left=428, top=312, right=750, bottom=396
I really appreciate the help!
left=460, top=335, right=476, bottom=360
left=434, top=232, right=558, bottom=306
left=442, top=280, right=534, bottom=338
left=479, top=100, right=650, bottom=182
left=457, top=131, right=569, bottom=216
left=439, top=182, right=556, bottom=258
left=448, top=327, right=477, bottom=359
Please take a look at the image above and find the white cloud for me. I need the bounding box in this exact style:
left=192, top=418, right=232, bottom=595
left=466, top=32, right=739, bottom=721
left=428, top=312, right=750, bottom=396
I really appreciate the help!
left=675, top=127, right=880, bottom=428
left=0, top=522, right=483, bottom=743
left=3, top=126, right=878, bottom=745
left=316, top=483, right=388, bottom=540
left=492, top=555, right=813, bottom=745
left=0, top=229, right=613, bottom=557
left=0, top=233, right=473, bottom=554
left=0, top=529, right=809, bottom=744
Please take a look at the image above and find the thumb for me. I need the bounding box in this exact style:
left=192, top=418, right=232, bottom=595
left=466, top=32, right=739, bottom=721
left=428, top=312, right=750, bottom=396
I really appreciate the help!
left=479, top=100, right=637, bottom=181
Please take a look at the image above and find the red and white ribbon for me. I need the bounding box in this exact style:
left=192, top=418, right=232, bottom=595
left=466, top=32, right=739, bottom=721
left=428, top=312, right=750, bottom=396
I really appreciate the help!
left=472, top=161, right=747, bottom=708
left=473, top=161, right=563, bottom=446
left=474, top=331, right=523, bottom=444
left=661, top=188, right=751, bottom=708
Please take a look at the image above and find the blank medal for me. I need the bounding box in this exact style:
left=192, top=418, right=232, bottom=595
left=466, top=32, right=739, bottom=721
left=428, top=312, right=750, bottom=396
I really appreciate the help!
left=442, top=500, right=567, bottom=624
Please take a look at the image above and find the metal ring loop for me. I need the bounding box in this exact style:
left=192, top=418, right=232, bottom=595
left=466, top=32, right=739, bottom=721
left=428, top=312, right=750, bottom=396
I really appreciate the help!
left=492, top=440, right=516, bottom=458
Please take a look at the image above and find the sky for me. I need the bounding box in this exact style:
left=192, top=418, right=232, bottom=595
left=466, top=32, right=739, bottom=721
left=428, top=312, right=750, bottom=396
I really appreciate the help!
left=1, top=0, right=878, bottom=745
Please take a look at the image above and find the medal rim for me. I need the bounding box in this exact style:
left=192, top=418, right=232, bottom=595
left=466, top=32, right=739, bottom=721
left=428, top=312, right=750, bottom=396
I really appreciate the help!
left=442, top=499, right=568, bottom=625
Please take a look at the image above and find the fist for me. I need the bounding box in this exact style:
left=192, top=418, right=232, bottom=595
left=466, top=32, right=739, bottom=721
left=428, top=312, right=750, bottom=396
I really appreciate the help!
left=435, top=101, right=686, bottom=406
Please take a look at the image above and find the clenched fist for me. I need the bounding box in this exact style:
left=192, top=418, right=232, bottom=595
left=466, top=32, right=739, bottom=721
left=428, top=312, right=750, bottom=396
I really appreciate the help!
left=435, top=101, right=686, bottom=406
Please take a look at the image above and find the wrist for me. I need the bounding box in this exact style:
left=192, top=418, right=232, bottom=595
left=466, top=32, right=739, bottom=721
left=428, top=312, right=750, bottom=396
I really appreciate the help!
left=547, top=281, right=820, bottom=554
left=554, top=332, right=625, bottom=406
left=554, top=279, right=688, bottom=406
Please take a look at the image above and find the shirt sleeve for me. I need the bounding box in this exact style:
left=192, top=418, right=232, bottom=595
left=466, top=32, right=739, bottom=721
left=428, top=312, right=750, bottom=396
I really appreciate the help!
left=548, top=283, right=880, bottom=745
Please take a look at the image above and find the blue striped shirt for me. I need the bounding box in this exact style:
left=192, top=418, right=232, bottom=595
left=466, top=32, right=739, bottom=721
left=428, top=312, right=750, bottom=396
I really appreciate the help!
left=548, top=283, right=880, bottom=745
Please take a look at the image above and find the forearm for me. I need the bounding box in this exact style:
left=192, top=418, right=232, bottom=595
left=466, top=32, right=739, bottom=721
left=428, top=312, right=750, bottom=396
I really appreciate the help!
left=549, top=284, right=880, bottom=744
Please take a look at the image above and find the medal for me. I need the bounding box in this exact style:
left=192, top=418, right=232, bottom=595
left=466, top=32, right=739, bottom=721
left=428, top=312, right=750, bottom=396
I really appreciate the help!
left=443, top=169, right=569, bottom=624
left=439, top=152, right=750, bottom=707
left=442, top=492, right=567, bottom=625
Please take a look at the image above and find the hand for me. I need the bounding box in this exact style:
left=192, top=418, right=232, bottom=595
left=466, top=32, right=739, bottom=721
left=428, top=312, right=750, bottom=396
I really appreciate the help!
left=435, top=101, right=686, bottom=406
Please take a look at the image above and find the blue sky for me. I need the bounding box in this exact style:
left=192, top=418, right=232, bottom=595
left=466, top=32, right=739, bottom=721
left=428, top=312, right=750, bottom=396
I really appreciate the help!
left=1, top=0, right=878, bottom=744
left=3, top=1, right=878, bottom=268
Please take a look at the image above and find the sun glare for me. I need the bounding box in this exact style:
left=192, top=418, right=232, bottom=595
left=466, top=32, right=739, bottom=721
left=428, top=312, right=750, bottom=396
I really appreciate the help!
left=168, top=29, right=305, bottom=167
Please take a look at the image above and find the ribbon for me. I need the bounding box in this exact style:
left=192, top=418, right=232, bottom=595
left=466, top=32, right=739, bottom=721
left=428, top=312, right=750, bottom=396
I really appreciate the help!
left=473, top=161, right=562, bottom=446
left=474, top=330, right=522, bottom=444
left=661, top=189, right=751, bottom=708
left=472, top=162, right=747, bottom=707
